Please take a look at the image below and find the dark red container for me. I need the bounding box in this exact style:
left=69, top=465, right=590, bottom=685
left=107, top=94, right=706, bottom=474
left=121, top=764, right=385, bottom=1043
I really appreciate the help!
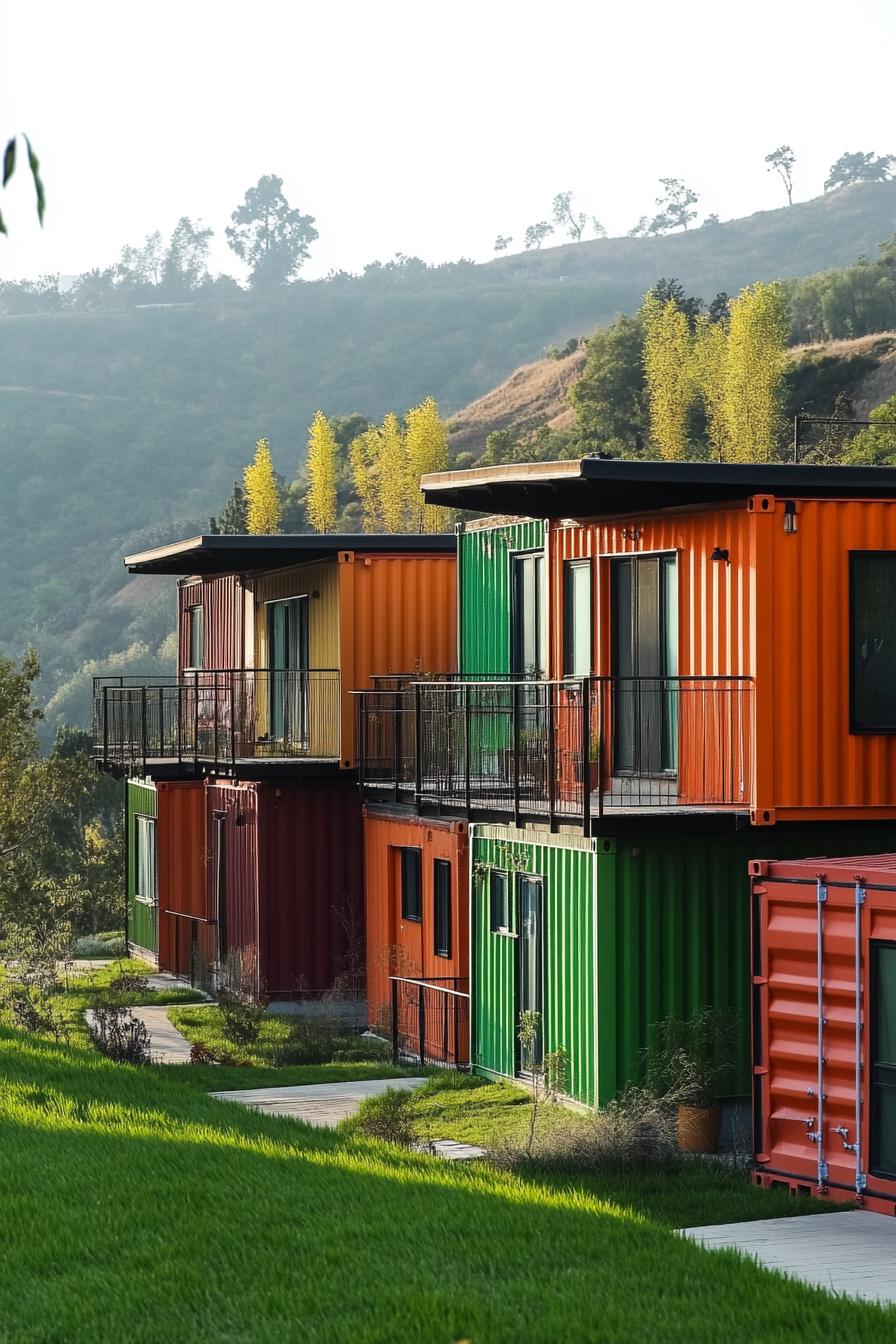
left=178, top=574, right=246, bottom=673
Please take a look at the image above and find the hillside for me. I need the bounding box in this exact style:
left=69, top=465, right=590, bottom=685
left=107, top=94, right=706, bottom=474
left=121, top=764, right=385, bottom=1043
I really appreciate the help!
left=4, top=180, right=896, bottom=725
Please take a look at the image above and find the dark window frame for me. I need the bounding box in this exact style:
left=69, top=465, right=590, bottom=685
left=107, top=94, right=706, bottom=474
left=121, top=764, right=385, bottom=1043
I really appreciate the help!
left=870, top=938, right=896, bottom=1180
left=564, top=558, right=593, bottom=678
left=510, top=547, right=547, bottom=679
left=133, top=813, right=157, bottom=907
left=433, top=858, right=452, bottom=958
left=489, top=868, right=513, bottom=935
left=186, top=604, right=204, bottom=671
left=849, top=552, right=896, bottom=733
left=399, top=847, right=422, bottom=923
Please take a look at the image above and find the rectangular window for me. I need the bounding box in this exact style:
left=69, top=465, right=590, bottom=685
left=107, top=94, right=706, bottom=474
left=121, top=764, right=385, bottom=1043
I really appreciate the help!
left=489, top=869, right=511, bottom=933
left=851, top=553, right=896, bottom=731
left=187, top=604, right=204, bottom=669
left=400, top=848, right=422, bottom=922
left=564, top=560, right=593, bottom=677
left=433, top=859, right=451, bottom=958
left=871, top=941, right=896, bottom=1179
left=134, top=816, right=157, bottom=907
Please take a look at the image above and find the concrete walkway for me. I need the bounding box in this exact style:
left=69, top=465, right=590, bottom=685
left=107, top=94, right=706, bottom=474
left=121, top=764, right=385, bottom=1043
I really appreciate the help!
left=85, top=1004, right=194, bottom=1064
left=683, top=1210, right=896, bottom=1306
left=211, top=1077, right=428, bottom=1127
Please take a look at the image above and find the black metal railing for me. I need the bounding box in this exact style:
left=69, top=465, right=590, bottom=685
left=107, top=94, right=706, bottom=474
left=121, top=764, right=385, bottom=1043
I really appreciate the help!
left=358, top=675, right=753, bottom=830
left=390, top=975, right=470, bottom=1069
left=93, top=669, right=341, bottom=772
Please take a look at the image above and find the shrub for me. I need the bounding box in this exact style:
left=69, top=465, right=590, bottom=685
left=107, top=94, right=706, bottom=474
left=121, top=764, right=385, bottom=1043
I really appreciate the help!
left=190, top=1040, right=217, bottom=1065
left=643, top=1007, right=741, bottom=1107
left=354, top=1088, right=419, bottom=1147
left=73, top=932, right=126, bottom=959
left=108, top=972, right=150, bottom=999
left=5, top=986, right=69, bottom=1042
left=89, top=1004, right=152, bottom=1065
left=217, top=950, right=268, bottom=1049
left=272, top=1012, right=342, bottom=1066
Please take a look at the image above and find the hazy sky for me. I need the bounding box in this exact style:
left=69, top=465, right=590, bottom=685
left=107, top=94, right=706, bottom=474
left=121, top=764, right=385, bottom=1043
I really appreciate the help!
left=2, top=0, right=896, bottom=283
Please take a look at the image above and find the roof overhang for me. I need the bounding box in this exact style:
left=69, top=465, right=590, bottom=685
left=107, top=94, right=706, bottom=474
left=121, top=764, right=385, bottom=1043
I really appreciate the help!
left=421, top=458, right=896, bottom=518
left=124, top=533, right=456, bottom=575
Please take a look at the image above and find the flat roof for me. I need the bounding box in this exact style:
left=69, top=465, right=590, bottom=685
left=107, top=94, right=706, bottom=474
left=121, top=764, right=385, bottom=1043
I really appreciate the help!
left=420, top=458, right=896, bottom=517
left=124, top=532, right=456, bottom=575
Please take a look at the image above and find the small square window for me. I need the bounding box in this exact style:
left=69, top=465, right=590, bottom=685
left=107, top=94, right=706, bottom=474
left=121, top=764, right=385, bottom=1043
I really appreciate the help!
left=489, top=869, right=511, bottom=933
left=400, top=848, right=422, bottom=922
left=434, top=859, right=451, bottom=958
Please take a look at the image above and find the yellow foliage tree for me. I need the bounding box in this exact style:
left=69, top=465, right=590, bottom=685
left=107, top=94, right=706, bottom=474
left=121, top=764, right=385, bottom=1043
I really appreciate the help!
left=641, top=293, right=695, bottom=461
left=305, top=411, right=338, bottom=533
left=722, top=282, right=788, bottom=463
left=243, top=437, right=281, bottom=534
left=404, top=396, right=451, bottom=532
left=694, top=315, right=730, bottom=461
left=377, top=412, right=408, bottom=533
left=349, top=428, right=381, bottom=532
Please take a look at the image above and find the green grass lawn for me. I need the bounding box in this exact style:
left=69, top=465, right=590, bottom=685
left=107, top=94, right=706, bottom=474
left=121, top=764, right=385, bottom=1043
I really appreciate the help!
left=1, top=1026, right=893, bottom=1344
left=48, top=959, right=207, bottom=1047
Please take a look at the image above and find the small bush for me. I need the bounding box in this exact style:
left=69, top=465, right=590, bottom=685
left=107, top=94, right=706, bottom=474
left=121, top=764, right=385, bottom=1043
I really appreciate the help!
left=108, top=972, right=151, bottom=999
left=354, top=1089, right=419, bottom=1147
left=331, top=1037, right=390, bottom=1064
left=89, top=1004, right=152, bottom=1065
left=5, top=986, right=69, bottom=1042
left=272, top=1012, right=342, bottom=1066
left=217, top=950, right=268, bottom=1048
left=73, top=933, right=126, bottom=959
left=190, top=1040, right=217, bottom=1065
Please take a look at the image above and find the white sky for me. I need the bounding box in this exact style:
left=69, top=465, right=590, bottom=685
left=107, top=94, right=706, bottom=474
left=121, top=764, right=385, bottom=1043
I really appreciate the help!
left=1, top=0, right=895, bottom=282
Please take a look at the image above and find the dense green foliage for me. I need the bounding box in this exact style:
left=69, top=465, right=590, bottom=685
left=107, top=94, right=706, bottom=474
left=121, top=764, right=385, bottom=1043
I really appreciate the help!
left=3, top=182, right=896, bottom=727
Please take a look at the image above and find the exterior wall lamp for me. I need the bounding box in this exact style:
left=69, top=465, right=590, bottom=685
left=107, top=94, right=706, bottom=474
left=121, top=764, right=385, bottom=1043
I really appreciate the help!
left=710, top=547, right=729, bottom=563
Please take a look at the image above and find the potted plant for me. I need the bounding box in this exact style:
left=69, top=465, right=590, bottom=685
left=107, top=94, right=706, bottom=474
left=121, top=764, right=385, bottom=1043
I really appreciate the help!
left=643, top=1007, right=740, bottom=1153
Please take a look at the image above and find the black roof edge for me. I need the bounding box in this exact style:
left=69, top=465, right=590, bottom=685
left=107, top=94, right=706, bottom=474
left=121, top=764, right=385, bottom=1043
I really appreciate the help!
left=125, top=532, right=456, bottom=575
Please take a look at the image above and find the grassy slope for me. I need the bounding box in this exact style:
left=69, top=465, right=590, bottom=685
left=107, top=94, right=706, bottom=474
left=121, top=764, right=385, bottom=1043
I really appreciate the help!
left=2, top=1027, right=894, bottom=1344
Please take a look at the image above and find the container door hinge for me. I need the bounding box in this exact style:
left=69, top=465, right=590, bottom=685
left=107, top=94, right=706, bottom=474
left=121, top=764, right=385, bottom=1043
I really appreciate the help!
left=817, top=1160, right=829, bottom=1184
left=856, top=1170, right=867, bottom=1193
left=817, top=882, right=828, bottom=904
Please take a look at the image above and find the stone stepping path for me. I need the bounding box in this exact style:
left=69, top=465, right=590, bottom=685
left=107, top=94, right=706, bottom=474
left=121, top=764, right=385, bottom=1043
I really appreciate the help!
left=84, top=1004, right=194, bottom=1065
left=683, top=1209, right=896, bottom=1305
left=211, top=1077, right=428, bottom=1127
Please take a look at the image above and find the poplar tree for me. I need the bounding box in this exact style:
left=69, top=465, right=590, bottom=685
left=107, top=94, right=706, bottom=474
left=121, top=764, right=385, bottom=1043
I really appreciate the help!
left=642, top=293, right=695, bottom=461
left=349, top=428, right=380, bottom=532
left=694, top=316, right=730, bottom=461
left=405, top=396, right=450, bottom=532
left=723, top=282, right=788, bottom=462
left=377, top=413, right=408, bottom=533
left=243, top=437, right=282, bottom=534
left=305, top=411, right=338, bottom=533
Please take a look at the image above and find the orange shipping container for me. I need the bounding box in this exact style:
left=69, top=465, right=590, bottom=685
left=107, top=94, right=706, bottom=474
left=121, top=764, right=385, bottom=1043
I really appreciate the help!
left=364, top=806, right=469, bottom=1064
left=752, top=851, right=896, bottom=1214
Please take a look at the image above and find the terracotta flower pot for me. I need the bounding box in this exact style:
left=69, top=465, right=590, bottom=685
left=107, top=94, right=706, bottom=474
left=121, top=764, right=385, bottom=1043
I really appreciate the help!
left=677, top=1103, right=722, bottom=1153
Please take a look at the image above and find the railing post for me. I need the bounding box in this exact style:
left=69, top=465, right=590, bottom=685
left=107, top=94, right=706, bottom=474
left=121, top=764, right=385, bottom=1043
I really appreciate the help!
left=464, top=684, right=472, bottom=815
left=391, top=978, right=400, bottom=1064
left=177, top=684, right=183, bottom=767
left=453, top=983, right=460, bottom=1067
left=158, top=686, right=163, bottom=756
left=140, top=685, right=148, bottom=774
left=512, top=682, right=521, bottom=828
left=393, top=690, right=402, bottom=803
left=193, top=670, right=199, bottom=767
left=414, top=683, right=422, bottom=807
left=102, top=686, right=109, bottom=767
left=547, top=683, right=556, bottom=832
left=358, top=695, right=366, bottom=789
left=231, top=670, right=237, bottom=770
left=418, top=982, right=426, bottom=1068
left=582, top=676, right=592, bottom=838
left=595, top=678, right=604, bottom=822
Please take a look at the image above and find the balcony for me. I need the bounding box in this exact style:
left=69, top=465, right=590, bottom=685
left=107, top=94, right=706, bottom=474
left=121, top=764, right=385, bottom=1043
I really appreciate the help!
left=358, top=675, right=754, bottom=832
left=93, top=669, right=341, bottom=774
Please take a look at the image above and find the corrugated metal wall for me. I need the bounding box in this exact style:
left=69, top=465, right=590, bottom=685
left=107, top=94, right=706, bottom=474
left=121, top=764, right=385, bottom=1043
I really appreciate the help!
left=250, top=561, right=340, bottom=669
left=157, top=781, right=207, bottom=977
left=460, top=520, right=546, bottom=676
left=363, top=808, right=468, bottom=1030
left=206, top=781, right=259, bottom=983
left=178, top=575, right=246, bottom=674
left=257, top=778, right=365, bottom=998
left=472, top=821, right=896, bottom=1107
left=127, top=778, right=157, bottom=957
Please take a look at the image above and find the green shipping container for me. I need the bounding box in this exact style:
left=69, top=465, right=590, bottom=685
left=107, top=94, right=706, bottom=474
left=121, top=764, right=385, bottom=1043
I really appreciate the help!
left=127, top=779, right=158, bottom=959
left=459, top=519, right=545, bottom=676
left=471, top=822, right=896, bottom=1107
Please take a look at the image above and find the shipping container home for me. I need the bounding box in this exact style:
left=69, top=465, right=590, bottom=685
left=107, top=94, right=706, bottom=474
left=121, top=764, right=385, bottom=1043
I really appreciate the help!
left=126, top=778, right=158, bottom=960
left=385, top=458, right=896, bottom=831
left=205, top=778, right=364, bottom=999
left=471, top=822, right=896, bottom=1108
left=363, top=806, right=469, bottom=1064
left=752, top=852, right=896, bottom=1215
left=94, top=533, right=456, bottom=777
left=156, top=781, right=210, bottom=981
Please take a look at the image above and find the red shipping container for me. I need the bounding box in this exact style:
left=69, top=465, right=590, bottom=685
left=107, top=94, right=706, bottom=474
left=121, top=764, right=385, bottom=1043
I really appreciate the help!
left=752, top=852, right=896, bottom=1214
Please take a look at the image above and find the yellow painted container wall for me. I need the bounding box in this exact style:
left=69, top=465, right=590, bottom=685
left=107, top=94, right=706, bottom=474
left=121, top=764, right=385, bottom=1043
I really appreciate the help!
left=338, top=552, right=456, bottom=766
left=248, top=561, right=341, bottom=757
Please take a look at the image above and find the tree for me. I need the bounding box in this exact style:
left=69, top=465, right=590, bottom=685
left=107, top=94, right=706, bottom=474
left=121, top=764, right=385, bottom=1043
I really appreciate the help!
left=349, top=428, right=380, bottom=532
left=1, top=134, right=45, bottom=237
left=765, top=145, right=795, bottom=206
left=723, top=282, right=788, bottom=462
left=694, top=315, right=729, bottom=461
left=243, top=438, right=282, bottom=533
left=118, top=232, right=164, bottom=287
left=210, top=481, right=248, bottom=534
left=305, top=411, right=339, bottom=533
left=651, top=277, right=704, bottom=327
left=569, top=313, right=647, bottom=453
left=552, top=192, right=587, bottom=243
left=163, top=217, right=213, bottom=291
left=493, top=235, right=512, bottom=252
left=641, top=291, right=695, bottom=460
left=377, top=413, right=407, bottom=533
left=847, top=393, right=896, bottom=464
left=591, top=217, right=607, bottom=238
left=654, top=178, right=699, bottom=231
left=701, top=213, right=721, bottom=227
left=405, top=397, right=451, bottom=532
left=225, top=175, right=318, bottom=286
left=524, top=221, right=553, bottom=249
left=825, top=151, right=895, bottom=191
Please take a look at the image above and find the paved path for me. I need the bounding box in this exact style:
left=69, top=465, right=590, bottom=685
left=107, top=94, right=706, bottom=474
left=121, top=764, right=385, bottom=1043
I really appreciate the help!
left=683, top=1210, right=896, bottom=1305
left=211, top=1077, right=428, bottom=1127
left=85, top=1004, right=194, bottom=1064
